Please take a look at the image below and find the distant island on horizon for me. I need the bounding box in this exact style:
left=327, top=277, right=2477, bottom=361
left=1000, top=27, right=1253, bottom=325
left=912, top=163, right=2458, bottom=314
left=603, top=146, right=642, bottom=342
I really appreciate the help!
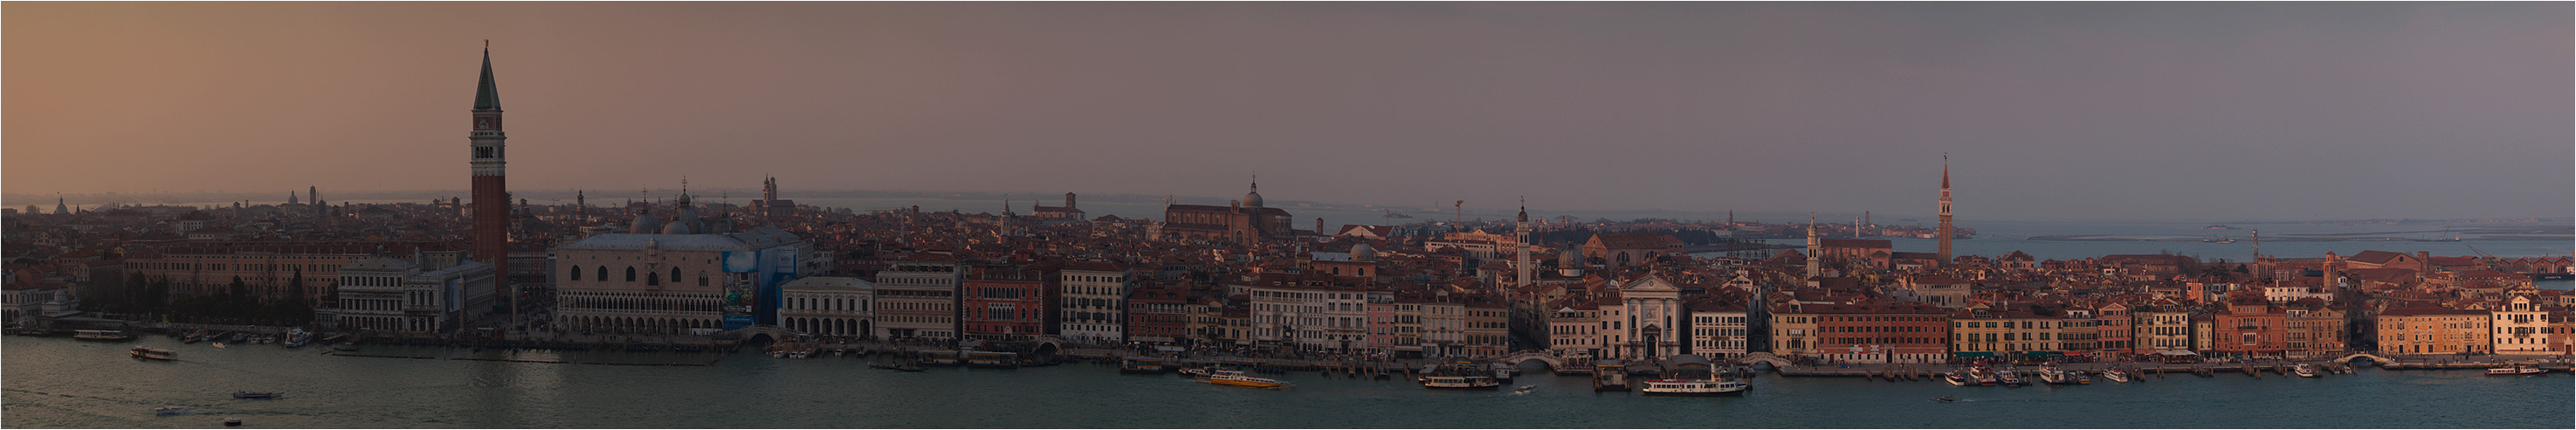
left=6, top=189, right=2566, bottom=226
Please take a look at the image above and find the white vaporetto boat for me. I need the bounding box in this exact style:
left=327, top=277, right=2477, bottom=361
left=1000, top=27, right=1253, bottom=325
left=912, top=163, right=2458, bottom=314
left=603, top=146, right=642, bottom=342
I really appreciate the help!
left=1196, top=369, right=1291, bottom=389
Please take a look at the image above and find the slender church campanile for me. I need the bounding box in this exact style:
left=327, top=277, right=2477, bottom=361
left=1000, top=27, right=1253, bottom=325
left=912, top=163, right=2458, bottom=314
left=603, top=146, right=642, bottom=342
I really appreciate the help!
left=469, top=43, right=512, bottom=301
left=1806, top=214, right=1822, bottom=284
left=1937, top=155, right=1953, bottom=267
left=1515, top=198, right=1532, bottom=288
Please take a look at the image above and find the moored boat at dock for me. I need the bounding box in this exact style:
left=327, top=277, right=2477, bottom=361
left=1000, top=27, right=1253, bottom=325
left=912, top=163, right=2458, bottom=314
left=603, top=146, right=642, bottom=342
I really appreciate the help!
left=869, top=363, right=927, bottom=372
left=2295, top=364, right=2321, bottom=378
left=2100, top=367, right=2132, bottom=383
left=72, top=329, right=136, bottom=342
left=2484, top=364, right=2546, bottom=377
left=1119, top=357, right=1168, bottom=374
left=2036, top=366, right=2071, bottom=385
left=1996, top=370, right=2025, bottom=387
left=964, top=350, right=1019, bottom=368
left=283, top=329, right=312, bottom=348
left=1944, top=371, right=1972, bottom=386
left=1422, top=359, right=1502, bottom=390
left=917, top=350, right=962, bottom=366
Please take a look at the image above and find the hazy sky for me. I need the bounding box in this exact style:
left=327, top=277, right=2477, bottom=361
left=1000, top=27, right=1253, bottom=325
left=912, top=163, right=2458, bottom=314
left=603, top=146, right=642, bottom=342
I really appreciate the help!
left=6, top=2, right=2568, bottom=220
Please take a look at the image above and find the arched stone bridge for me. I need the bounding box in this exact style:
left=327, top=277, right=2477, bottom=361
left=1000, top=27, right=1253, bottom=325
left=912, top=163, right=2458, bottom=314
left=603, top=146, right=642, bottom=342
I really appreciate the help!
left=2332, top=353, right=2396, bottom=365
left=1498, top=351, right=1567, bottom=370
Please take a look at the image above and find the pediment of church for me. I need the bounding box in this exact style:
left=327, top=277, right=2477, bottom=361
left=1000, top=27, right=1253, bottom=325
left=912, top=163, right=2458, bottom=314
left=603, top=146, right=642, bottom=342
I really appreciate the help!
left=1621, top=274, right=1677, bottom=292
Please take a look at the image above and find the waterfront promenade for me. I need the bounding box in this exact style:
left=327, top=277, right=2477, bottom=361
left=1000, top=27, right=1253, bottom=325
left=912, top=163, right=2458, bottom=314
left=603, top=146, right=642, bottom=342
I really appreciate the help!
left=42, top=318, right=2573, bottom=382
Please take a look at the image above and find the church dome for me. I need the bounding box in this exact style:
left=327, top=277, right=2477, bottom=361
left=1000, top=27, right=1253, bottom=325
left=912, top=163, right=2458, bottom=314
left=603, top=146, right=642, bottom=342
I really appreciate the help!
left=1351, top=243, right=1376, bottom=262
left=1242, top=190, right=1264, bottom=208
left=629, top=211, right=661, bottom=234
left=1560, top=246, right=1583, bottom=267
left=660, top=219, right=694, bottom=235
left=674, top=206, right=702, bottom=233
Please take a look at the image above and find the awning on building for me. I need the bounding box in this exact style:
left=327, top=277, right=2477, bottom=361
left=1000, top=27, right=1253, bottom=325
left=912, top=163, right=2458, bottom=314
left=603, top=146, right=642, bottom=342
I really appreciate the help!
left=1951, top=351, right=1997, bottom=357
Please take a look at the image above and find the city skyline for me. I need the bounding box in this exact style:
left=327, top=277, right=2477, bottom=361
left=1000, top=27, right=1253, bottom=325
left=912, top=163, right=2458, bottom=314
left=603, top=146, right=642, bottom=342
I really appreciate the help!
left=5, top=3, right=2569, bottom=221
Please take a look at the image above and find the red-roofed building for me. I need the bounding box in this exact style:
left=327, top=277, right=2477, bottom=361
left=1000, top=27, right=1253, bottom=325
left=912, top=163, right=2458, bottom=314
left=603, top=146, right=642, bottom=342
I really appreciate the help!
left=1126, top=280, right=1189, bottom=343
left=1817, top=239, right=1894, bottom=269
left=1805, top=302, right=1951, bottom=364
left=2377, top=307, right=2492, bottom=355
left=2545, top=311, right=2572, bottom=356
left=1685, top=299, right=1751, bottom=360
left=1030, top=193, right=1087, bottom=221
left=1158, top=181, right=1294, bottom=244
left=1583, top=233, right=1678, bottom=269
left=962, top=267, right=1052, bottom=341
left=2214, top=293, right=2288, bottom=359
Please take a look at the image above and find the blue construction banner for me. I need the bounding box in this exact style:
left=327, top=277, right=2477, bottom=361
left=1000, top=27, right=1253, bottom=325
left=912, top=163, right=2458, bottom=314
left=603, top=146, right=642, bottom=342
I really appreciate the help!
left=721, top=251, right=759, bottom=273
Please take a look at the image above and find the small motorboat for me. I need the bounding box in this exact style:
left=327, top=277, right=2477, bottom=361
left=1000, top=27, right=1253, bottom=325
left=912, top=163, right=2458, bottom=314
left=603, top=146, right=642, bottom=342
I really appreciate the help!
left=224, top=417, right=243, bottom=427
left=2099, top=368, right=2132, bottom=383
left=232, top=392, right=282, bottom=399
left=1944, top=371, right=1972, bottom=386
left=211, top=343, right=228, bottom=349
left=1512, top=385, right=1535, bottom=395
left=155, top=406, right=190, bottom=415
left=1932, top=395, right=1961, bottom=403
left=2295, top=364, right=2321, bottom=378
left=282, top=329, right=312, bottom=348
left=2073, top=371, right=2091, bottom=385
left=1996, top=370, right=2025, bottom=387
left=2035, top=366, right=2071, bottom=385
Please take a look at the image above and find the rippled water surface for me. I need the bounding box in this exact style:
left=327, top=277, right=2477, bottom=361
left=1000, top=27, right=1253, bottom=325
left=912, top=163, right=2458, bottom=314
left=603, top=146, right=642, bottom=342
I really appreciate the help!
left=6, top=336, right=2570, bottom=428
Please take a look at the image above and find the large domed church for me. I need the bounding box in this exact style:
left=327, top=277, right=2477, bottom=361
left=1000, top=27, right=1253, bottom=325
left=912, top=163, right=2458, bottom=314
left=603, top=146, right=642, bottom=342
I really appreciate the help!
left=1157, top=178, right=1295, bottom=244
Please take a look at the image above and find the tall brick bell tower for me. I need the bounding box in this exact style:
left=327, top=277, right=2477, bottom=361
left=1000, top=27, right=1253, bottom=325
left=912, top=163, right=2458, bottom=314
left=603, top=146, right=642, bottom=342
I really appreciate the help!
left=1937, top=154, right=1953, bottom=267
left=469, top=43, right=512, bottom=323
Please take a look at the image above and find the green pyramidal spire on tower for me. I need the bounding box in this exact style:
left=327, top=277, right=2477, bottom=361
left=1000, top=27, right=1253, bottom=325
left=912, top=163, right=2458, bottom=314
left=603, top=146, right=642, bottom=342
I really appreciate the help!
left=474, top=45, right=500, bottom=110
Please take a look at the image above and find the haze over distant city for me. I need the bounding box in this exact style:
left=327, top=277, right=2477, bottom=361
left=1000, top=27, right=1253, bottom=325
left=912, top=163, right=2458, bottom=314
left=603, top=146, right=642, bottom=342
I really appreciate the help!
left=5, top=3, right=2568, bottom=221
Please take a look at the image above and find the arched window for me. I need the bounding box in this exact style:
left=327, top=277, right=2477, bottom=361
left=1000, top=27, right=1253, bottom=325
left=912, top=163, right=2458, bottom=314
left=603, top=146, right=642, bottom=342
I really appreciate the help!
left=625, top=267, right=637, bottom=282
left=597, top=267, right=609, bottom=281
left=648, top=273, right=661, bottom=286
left=672, top=267, right=682, bottom=282
left=570, top=266, right=582, bottom=281
left=699, top=272, right=709, bottom=287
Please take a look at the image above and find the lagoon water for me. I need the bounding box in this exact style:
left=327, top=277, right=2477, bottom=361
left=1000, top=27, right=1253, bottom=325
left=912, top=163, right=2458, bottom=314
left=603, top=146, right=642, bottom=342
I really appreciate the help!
left=5, top=336, right=2568, bottom=428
